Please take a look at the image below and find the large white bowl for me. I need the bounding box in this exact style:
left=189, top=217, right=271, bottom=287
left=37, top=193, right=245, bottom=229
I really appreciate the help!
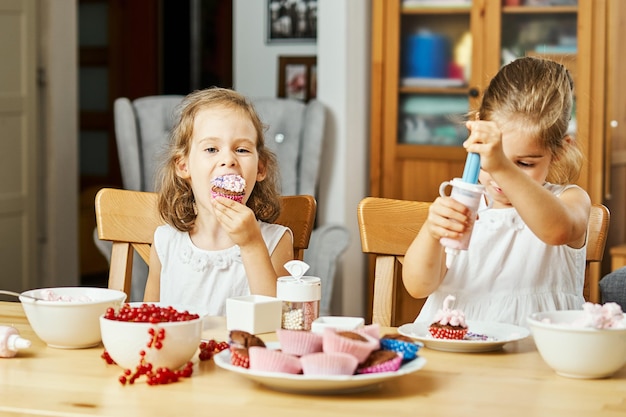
left=528, top=310, right=626, bottom=379
left=19, top=287, right=127, bottom=349
left=100, top=313, right=203, bottom=370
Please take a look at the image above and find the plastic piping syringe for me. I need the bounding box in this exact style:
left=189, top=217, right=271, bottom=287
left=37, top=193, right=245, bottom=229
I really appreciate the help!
left=441, top=152, right=481, bottom=268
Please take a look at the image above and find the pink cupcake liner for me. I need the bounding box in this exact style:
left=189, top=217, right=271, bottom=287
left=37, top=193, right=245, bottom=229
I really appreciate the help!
left=358, top=323, right=381, bottom=339
left=300, top=352, right=359, bottom=376
left=276, top=328, right=323, bottom=356
left=322, top=328, right=380, bottom=363
left=248, top=346, right=302, bottom=374
left=211, top=190, right=244, bottom=203
left=357, top=352, right=403, bottom=374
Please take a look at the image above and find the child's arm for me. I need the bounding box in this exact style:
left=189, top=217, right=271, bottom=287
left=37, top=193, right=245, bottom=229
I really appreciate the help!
left=402, top=195, right=473, bottom=298
left=241, top=231, right=293, bottom=296
left=465, top=120, right=590, bottom=247
left=212, top=196, right=292, bottom=296
left=143, top=244, right=161, bottom=301
left=492, top=168, right=589, bottom=247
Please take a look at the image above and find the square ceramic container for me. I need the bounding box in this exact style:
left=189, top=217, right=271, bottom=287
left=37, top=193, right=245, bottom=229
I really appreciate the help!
left=226, top=295, right=282, bottom=334
left=311, top=316, right=365, bottom=334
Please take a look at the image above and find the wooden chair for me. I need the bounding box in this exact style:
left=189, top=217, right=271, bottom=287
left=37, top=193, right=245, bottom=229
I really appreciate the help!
left=357, top=197, right=610, bottom=327
left=105, top=96, right=348, bottom=307
left=357, top=197, right=431, bottom=327
left=584, top=204, right=610, bottom=303
left=95, top=188, right=316, bottom=299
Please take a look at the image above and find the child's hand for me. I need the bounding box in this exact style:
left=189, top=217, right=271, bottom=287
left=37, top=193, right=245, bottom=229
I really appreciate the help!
left=426, top=196, right=472, bottom=241
left=211, top=196, right=262, bottom=246
left=464, top=120, right=509, bottom=174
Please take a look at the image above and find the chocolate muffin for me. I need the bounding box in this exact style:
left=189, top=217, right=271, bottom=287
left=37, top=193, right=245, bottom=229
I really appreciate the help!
left=357, top=349, right=403, bottom=374
left=228, top=330, right=266, bottom=349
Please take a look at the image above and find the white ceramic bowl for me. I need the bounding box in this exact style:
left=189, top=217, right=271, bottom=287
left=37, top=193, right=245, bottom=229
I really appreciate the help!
left=19, top=287, right=127, bottom=349
left=528, top=310, right=626, bottom=379
left=100, top=313, right=203, bottom=370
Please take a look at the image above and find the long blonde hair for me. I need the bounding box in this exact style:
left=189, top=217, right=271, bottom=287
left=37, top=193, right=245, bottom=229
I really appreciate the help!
left=155, top=87, right=281, bottom=232
left=473, top=56, right=582, bottom=184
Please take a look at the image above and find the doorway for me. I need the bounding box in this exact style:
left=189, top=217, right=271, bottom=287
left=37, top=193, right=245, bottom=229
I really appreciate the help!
left=78, top=0, right=232, bottom=286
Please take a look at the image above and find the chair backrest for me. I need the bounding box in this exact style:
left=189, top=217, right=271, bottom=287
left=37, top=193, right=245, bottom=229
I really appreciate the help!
left=357, top=197, right=611, bottom=327
left=113, top=95, right=326, bottom=197
left=113, top=96, right=183, bottom=192
left=584, top=204, right=610, bottom=303
left=95, top=188, right=316, bottom=299
left=108, top=94, right=348, bottom=310
left=357, top=197, right=430, bottom=327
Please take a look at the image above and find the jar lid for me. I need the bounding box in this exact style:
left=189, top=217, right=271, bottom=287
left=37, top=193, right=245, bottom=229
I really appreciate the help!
left=276, top=276, right=321, bottom=302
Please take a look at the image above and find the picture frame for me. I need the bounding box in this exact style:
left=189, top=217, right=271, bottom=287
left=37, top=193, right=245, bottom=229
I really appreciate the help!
left=277, top=56, right=317, bottom=102
left=267, top=0, right=317, bottom=43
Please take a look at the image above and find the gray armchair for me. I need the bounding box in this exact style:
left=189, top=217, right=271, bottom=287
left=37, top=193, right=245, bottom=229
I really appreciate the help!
left=94, top=95, right=349, bottom=315
left=599, top=267, right=626, bottom=309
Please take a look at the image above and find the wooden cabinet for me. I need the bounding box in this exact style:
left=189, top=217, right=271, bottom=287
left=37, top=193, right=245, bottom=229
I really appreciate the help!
left=604, top=0, right=626, bottom=274
left=368, top=0, right=623, bottom=322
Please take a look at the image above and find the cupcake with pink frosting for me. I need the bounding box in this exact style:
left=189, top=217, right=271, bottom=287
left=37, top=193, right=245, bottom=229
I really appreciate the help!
left=211, top=174, right=246, bottom=203
left=428, top=295, right=468, bottom=340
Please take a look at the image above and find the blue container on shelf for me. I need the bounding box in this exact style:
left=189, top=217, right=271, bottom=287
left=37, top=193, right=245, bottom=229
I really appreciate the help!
left=403, top=31, right=450, bottom=78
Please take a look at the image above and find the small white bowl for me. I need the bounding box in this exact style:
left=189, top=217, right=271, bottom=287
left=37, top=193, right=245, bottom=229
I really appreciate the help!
left=100, top=313, right=203, bottom=370
left=528, top=310, right=626, bottom=379
left=311, top=316, right=365, bottom=334
left=19, top=287, right=127, bottom=349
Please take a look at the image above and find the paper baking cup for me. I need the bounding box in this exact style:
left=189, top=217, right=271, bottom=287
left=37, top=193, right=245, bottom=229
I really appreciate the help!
left=248, top=346, right=302, bottom=374
left=300, top=352, right=359, bottom=376
left=276, top=328, right=323, bottom=356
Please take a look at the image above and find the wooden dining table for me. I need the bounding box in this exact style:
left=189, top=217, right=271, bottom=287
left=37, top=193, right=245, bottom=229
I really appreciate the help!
left=1, top=301, right=625, bottom=417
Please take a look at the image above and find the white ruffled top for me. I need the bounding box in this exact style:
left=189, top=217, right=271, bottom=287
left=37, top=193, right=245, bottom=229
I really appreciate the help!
left=417, top=183, right=586, bottom=328
left=154, top=222, right=291, bottom=316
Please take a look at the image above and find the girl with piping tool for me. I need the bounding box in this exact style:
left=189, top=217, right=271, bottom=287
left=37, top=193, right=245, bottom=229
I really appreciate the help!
left=402, top=57, right=591, bottom=327
left=143, top=87, right=293, bottom=316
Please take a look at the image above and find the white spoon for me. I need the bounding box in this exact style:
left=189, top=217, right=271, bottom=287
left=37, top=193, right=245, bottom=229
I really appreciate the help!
left=0, top=289, right=47, bottom=301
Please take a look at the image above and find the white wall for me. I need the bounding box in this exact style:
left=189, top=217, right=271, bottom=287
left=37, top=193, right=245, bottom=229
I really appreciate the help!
left=233, top=0, right=370, bottom=317
left=233, top=1, right=317, bottom=97
left=41, top=0, right=79, bottom=287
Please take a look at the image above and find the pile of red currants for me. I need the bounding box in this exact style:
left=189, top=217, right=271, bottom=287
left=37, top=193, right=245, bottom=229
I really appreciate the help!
left=103, top=303, right=200, bottom=323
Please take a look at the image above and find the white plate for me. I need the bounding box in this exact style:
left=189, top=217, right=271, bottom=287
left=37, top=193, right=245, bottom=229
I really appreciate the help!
left=398, top=320, right=530, bottom=353
left=214, top=342, right=427, bottom=394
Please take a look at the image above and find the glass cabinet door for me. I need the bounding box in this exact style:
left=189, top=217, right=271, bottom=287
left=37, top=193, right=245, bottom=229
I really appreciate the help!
left=371, top=0, right=606, bottom=204
left=398, top=2, right=472, bottom=146
left=501, top=1, right=578, bottom=134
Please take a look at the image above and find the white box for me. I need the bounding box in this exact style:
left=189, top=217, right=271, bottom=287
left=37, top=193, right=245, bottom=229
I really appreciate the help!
left=226, top=295, right=282, bottom=334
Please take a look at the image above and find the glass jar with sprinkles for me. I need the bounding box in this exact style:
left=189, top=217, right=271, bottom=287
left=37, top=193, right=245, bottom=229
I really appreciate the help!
left=276, top=276, right=321, bottom=331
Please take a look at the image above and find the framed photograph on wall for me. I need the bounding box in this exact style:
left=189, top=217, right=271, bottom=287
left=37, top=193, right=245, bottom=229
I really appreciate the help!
left=267, top=0, right=317, bottom=43
left=277, top=56, right=317, bottom=102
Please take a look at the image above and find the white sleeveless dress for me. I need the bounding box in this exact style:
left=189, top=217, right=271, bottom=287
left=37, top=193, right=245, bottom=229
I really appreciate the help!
left=416, top=183, right=586, bottom=327
left=154, top=222, right=291, bottom=316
